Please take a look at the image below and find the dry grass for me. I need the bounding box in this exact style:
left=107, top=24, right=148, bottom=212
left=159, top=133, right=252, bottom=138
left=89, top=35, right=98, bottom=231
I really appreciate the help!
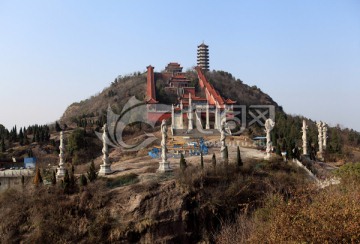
left=0, top=182, right=113, bottom=243
left=215, top=175, right=360, bottom=243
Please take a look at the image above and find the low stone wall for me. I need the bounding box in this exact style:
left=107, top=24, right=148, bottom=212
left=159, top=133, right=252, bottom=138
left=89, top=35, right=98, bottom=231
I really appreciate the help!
left=0, top=177, right=32, bottom=193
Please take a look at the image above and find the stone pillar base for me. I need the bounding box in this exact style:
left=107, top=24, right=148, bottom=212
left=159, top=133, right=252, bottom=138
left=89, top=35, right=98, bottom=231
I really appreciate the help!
left=56, top=167, right=66, bottom=177
left=99, top=164, right=112, bottom=175
left=316, top=152, right=324, bottom=161
left=264, top=153, right=271, bottom=160
left=157, top=161, right=172, bottom=173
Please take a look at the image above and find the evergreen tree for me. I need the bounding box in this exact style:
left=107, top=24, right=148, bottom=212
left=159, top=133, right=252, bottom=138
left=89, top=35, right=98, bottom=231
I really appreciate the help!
left=33, top=166, right=43, bottom=186
left=79, top=174, right=88, bottom=187
left=180, top=153, right=187, bottom=171
left=236, top=146, right=243, bottom=167
left=224, top=146, right=229, bottom=163
left=55, top=121, right=62, bottom=132
left=69, top=168, right=76, bottom=190
left=200, top=152, right=204, bottom=169
left=1, top=138, right=5, bottom=152
left=19, top=128, right=24, bottom=145
left=51, top=170, right=57, bottom=185
left=63, top=169, right=70, bottom=194
left=27, top=149, right=33, bottom=158
left=212, top=153, right=216, bottom=168
left=87, top=161, right=98, bottom=182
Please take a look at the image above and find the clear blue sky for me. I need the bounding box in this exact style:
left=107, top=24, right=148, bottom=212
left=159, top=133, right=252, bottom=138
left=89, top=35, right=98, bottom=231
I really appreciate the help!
left=0, top=0, right=359, bottom=131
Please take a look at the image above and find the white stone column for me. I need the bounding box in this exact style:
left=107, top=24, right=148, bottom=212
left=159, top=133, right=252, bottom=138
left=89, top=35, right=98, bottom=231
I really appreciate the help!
left=57, top=131, right=66, bottom=177
left=188, top=93, right=193, bottom=130
left=214, top=103, right=219, bottom=130
left=158, top=120, right=172, bottom=172
left=302, top=120, right=308, bottom=155
left=171, top=104, right=175, bottom=129
left=99, top=124, right=112, bottom=175
left=220, top=119, right=227, bottom=161
left=316, top=121, right=324, bottom=160
left=322, top=122, right=327, bottom=150
left=180, top=100, right=184, bottom=129
left=205, top=103, right=210, bottom=129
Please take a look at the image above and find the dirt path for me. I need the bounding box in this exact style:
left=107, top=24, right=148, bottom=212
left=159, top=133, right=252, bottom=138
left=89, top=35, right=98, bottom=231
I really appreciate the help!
left=105, top=146, right=266, bottom=183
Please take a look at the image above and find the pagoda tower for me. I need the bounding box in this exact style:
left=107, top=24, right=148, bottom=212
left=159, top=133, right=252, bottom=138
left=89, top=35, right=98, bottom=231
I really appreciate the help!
left=197, top=43, right=209, bottom=71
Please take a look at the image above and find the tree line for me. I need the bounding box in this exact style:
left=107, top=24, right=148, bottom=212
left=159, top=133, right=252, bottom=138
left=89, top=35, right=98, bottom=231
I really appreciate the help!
left=0, top=124, right=51, bottom=152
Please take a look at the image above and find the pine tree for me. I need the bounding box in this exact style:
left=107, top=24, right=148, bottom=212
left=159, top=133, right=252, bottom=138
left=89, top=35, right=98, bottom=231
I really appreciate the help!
left=55, top=121, right=62, bottom=132
left=236, top=146, right=243, bottom=167
left=87, top=161, right=98, bottom=182
left=79, top=174, right=88, bottom=187
left=180, top=153, right=187, bottom=171
left=51, top=170, right=57, bottom=185
left=200, top=152, right=204, bottom=169
left=19, top=128, right=24, bottom=145
left=1, top=138, right=5, bottom=152
left=212, top=153, right=216, bottom=168
left=224, top=146, right=229, bottom=163
left=63, top=169, right=70, bottom=194
left=33, top=166, right=43, bottom=186
left=69, top=168, right=76, bottom=190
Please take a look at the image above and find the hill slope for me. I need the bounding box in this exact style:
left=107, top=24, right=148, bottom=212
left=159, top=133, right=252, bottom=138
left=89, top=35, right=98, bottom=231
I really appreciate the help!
left=60, top=69, right=280, bottom=125
left=61, top=72, right=147, bottom=125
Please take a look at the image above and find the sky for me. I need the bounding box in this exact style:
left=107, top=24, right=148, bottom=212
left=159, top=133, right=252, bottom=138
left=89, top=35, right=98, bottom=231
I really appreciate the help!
left=0, top=0, right=359, bottom=131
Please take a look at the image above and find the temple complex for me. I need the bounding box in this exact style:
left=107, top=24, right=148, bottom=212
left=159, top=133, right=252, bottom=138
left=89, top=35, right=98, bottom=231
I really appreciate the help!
left=146, top=44, right=236, bottom=134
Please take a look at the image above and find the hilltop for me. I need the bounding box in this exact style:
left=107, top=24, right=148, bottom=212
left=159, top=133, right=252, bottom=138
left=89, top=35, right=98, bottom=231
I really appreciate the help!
left=60, top=68, right=280, bottom=126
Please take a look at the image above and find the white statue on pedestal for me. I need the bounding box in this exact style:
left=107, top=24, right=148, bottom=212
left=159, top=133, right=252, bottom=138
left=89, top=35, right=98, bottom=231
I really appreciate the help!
left=57, top=131, right=66, bottom=177
left=302, top=120, right=308, bottom=155
left=99, top=124, right=112, bottom=175
left=264, top=118, right=275, bottom=160
left=158, top=119, right=172, bottom=172
left=220, top=118, right=231, bottom=161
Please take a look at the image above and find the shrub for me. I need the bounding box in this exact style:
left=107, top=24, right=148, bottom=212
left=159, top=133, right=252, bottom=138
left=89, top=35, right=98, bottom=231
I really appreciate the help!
left=79, top=174, right=88, bottom=187
left=33, top=167, right=43, bottom=186
left=180, top=153, right=187, bottom=172
left=236, top=146, right=243, bottom=167
left=212, top=153, right=216, bottom=168
left=335, top=162, right=360, bottom=182
left=87, top=161, right=98, bottom=182
left=51, top=170, right=56, bottom=185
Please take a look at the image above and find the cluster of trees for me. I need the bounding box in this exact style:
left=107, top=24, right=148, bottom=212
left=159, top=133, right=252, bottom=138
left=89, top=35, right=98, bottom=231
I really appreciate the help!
left=33, top=161, right=98, bottom=194
left=179, top=146, right=243, bottom=172
left=268, top=112, right=344, bottom=160
left=0, top=124, right=51, bottom=152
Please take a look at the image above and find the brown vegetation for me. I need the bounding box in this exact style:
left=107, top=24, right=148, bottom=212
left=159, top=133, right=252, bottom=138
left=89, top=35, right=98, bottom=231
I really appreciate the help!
left=216, top=165, right=360, bottom=243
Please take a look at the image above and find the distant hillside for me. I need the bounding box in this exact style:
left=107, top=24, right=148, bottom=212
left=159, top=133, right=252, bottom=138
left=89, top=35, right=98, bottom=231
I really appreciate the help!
left=206, top=70, right=280, bottom=108
left=61, top=72, right=147, bottom=125
left=60, top=69, right=280, bottom=125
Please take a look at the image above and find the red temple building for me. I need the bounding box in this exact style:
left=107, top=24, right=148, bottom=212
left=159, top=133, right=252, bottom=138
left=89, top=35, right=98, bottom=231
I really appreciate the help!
left=146, top=44, right=235, bottom=133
